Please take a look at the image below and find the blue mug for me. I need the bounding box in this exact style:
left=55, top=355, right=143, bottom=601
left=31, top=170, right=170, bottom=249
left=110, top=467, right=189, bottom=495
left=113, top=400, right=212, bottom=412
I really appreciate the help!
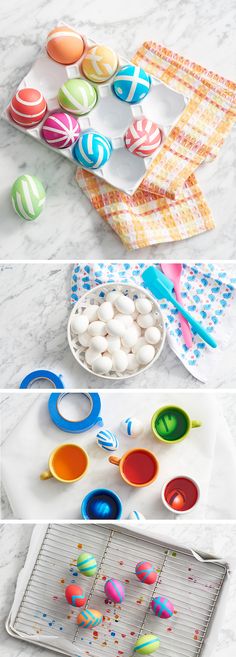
left=81, top=488, right=123, bottom=520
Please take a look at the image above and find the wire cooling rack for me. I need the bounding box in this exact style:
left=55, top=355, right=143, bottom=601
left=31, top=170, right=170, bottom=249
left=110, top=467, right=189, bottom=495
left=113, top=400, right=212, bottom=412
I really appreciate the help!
left=8, top=524, right=228, bottom=657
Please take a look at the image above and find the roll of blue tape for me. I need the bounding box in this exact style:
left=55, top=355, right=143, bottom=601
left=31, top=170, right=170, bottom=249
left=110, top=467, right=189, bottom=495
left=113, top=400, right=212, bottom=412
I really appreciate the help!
left=20, top=370, right=64, bottom=389
left=48, top=392, right=103, bottom=433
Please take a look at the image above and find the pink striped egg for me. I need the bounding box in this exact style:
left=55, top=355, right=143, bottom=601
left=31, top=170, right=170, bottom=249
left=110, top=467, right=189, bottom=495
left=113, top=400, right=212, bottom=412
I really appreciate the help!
left=104, top=578, right=125, bottom=603
left=151, top=596, right=174, bottom=619
left=42, top=112, right=80, bottom=149
left=124, top=118, right=162, bottom=157
left=9, top=88, right=47, bottom=128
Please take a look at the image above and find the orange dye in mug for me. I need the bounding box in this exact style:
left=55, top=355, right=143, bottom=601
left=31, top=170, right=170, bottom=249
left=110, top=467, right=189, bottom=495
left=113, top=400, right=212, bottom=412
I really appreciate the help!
left=52, top=445, right=87, bottom=481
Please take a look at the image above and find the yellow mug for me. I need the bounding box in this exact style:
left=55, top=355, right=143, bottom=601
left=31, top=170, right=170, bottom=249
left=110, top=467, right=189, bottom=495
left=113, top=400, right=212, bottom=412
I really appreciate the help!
left=40, top=443, right=89, bottom=483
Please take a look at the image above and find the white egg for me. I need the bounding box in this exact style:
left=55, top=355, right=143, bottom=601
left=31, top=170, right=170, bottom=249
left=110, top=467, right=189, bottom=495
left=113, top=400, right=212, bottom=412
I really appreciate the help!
left=136, top=344, right=155, bottom=365
left=132, top=321, right=141, bottom=337
left=78, top=331, right=91, bottom=347
left=97, top=301, right=114, bottom=322
left=106, top=335, right=121, bottom=353
left=126, top=353, right=138, bottom=371
left=90, top=336, right=108, bottom=352
left=145, top=326, right=161, bottom=345
left=92, top=355, right=112, bottom=375
left=135, top=297, right=153, bottom=314
left=121, top=327, right=140, bottom=349
left=85, top=347, right=100, bottom=366
left=71, top=314, right=89, bottom=335
left=132, top=337, right=147, bottom=354
left=137, top=313, right=155, bottom=329
left=114, top=294, right=135, bottom=315
left=107, top=319, right=125, bottom=337
left=112, top=349, right=128, bottom=372
left=106, top=290, right=120, bottom=303
left=84, top=304, right=99, bottom=322
left=114, top=313, right=134, bottom=328
left=88, top=321, right=107, bottom=337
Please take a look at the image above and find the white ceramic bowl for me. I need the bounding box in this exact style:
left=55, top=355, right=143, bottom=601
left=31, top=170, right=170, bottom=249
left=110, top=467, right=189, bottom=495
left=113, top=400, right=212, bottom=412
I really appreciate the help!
left=67, top=282, right=166, bottom=380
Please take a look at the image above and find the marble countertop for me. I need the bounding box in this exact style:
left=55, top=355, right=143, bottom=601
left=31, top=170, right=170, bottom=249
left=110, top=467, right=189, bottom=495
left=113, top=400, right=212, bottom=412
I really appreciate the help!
left=0, top=0, right=235, bottom=260
left=1, top=522, right=236, bottom=656
left=0, top=262, right=235, bottom=389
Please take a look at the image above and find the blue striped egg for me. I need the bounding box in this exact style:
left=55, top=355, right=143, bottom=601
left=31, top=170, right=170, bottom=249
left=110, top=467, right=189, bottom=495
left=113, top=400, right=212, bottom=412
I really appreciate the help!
left=127, top=510, right=145, bottom=520
left=77, top=608, right=102, bottom=628
left=120, top=417, right=143, bottom=438
left=112, top=65, right=151, bottom=103
left=96, top=429, right=119, bottom=451
left=73, top=130, right=112, bottom=169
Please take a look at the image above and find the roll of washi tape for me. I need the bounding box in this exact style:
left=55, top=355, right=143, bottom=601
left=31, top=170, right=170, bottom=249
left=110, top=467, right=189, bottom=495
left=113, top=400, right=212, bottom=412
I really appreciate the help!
left=48, top=392, right=103, bottom=433
left=20, top=369, right=64, bottom=389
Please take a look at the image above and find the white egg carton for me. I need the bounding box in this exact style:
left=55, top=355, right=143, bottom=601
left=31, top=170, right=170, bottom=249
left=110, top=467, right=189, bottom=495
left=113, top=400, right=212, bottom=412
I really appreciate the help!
left=3, top=23, right=188, bottom=195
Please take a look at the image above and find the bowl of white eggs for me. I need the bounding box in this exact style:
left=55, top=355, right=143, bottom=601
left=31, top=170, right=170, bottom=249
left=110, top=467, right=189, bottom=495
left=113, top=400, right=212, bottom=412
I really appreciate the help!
left=67, top=283, right=166, bottom=379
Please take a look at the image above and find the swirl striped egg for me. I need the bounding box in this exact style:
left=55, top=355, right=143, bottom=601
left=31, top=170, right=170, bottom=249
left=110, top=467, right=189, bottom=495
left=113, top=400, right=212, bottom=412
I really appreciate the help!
left=96, top=429, right=119, bottom=451
left=77, top=552, right=97, bottom=577
left=9, top=88, right=47, bottom=128
left=125, top=118, right=162, bottom=157
left=42, top=112, right=80, bottom=149
left=11, top=175, right=46, bottom=221
left=135, top=561, right=157, bottom=585
left=58, top=79, right=97, bottom=115
left=73, top=130, right=112, bottom=169
left=77, top=608, right=102, bottom=628
left=151, top=596, right=174, bottom=619
left=134, top=634, right=160, bottom=654
left=112, top=65, right=151, bottom=103
left=120, top=417, right=143, bottom=438
left=104, top=578, right=125, bottom=603
left=65, top=584, right=86, bottom=607
left=82, top=45, right=118, bottom=82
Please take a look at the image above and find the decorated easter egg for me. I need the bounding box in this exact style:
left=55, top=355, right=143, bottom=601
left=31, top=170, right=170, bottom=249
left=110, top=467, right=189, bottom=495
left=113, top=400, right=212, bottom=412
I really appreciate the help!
left=73, top=130, right=112, bottom=168
left=42, top=112, right=80, bottom=148
left=104, top=579, right=125, bottom=603
left=77, top=552, right=97, bottom=577
left=151, top=596, right=174, bottom=619
left=77, top=608, right=102, bottom=628
left=82, top=45, right=118, bottom=82
left=120, top=417, right=143, bottom=438
left=134, top=634, right=160, bottom=654
left=58, top=79, right=97, bottom=115
left=65, top=584, right=86, bottom=607
left=46, top=26, right=84, bottom=64
left=97, top=429, right=119, bottom=451
left=127, top=510, right=145, bottom=519
left=135, top=561, right=157, bottom=585
left=9, top=88, right=47, bottom=127
left=11, top=175, right=46, bottom=221
left=113, top=65, right=151, bottom=103
left=125, top=118, right=162, bottom=157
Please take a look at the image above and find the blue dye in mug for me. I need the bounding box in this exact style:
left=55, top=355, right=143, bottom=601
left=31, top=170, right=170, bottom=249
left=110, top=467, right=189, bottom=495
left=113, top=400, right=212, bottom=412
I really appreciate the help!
left=81, top=488, right=122, bottom=520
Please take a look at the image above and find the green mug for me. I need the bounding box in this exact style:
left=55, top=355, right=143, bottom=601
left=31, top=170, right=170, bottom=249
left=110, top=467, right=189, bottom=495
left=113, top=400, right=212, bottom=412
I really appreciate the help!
left=151, top=405, right=201, bottom=444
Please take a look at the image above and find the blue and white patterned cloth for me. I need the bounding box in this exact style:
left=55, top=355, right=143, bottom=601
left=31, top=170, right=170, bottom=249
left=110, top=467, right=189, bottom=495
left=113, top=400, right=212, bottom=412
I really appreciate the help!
left=70, top=262, right=236, bottom=383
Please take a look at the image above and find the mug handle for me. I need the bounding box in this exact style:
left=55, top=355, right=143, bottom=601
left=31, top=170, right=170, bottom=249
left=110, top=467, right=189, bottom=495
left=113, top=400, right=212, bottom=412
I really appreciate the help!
left=191, top=420, right=202, bottom=429
left=109, top=456, right=120, bottom=466
left=40, top=470, right=53, bottom=480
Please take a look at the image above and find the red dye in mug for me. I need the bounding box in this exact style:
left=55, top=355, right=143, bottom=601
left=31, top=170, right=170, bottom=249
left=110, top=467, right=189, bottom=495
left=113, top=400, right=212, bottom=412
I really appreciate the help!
left=123, top=450, right=156, bottom=485
left=164, top=477, right=199, bottom=511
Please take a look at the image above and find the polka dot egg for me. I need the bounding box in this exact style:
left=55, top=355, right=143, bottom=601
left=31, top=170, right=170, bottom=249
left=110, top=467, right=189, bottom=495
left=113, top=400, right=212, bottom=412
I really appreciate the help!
left=73, top=130, right=112, bottom=169
left=135, top=561, right=157, bottom=585
left=58, top=79, right=97, bottom=115
left=82, top=45, right=118, bottom=82
left=113, top=65, right=151, bottom=103
left=104, top=578, right=125, bottom=603
left=125, top=118, right=162, bottom=157
left=65, top=584, right=86, bottom=607
left=134, top=634, right=160, bottom=654
left=77, top=552, right=97, bottom=577
left=77, top=608, right=102, bottom=628
left=42, top=112, right=80, bottom=149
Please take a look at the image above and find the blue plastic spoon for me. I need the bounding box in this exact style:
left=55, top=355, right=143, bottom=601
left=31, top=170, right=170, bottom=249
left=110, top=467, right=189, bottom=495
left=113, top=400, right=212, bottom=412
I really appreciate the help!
left=142, top=266, right=217, bottom=349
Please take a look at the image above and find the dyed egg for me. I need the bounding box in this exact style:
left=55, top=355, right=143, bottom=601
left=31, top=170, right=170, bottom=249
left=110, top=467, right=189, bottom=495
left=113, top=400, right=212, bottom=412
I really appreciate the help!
left=97, top=429, right=119, bottom=451
left=145, top=327, right=161, bottom=345
left=58, top=79, right=97, bottom=115
left=46, top=26, right=84, bottom=64
left=77, top=552, right=97, bottom=577
left=127, top=510, right=145, bottom=519
left=135, top=298, right=153, bottom=315
left=74, top=130, right=112, bottom=169
left=120, top=417, right=143, bottom=438
left=65, top=584, right=86, bottom=607
left=136, top=344, right=155, bottom=365
left=42, top=112, right=80, bottom=148
left=71, top=314, right=89, bottom=334
left=112, top=349, right=128, bottom=372
left=9, top=88, right=47, bottom=128
left=107, top=319, right=125, bottom=337
left=104, top=579, right=125, bottom=603
left=11, top=175, right=46, bottom=221
left=90, top=336, right=108, bottom=352
left=135, top=561, right=157, bottom=585
left=77, top=608, right=102, bottom=628
left=97, top=302, right=114, bottom=322
left=82, top=45, right=118, bottom=82
left=113, top=65, right=151, bottom=103
left=134, top=634, right=160, bottom=654
left=92, top=355, right=112, bottom=374
left=125, top=118, right=162, bottom=157
left=151, top=596, right=174, bottom=619
left=114, top=294, right=135, bottom=315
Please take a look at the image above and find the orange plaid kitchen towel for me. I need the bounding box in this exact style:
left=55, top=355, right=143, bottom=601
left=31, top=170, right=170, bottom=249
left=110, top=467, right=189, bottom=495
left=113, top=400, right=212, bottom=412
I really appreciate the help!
left=76, top=42, right=236, bottom=250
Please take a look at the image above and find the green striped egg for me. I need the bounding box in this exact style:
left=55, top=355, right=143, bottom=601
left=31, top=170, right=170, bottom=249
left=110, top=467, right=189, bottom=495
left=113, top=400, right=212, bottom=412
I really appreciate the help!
left=58, top=79, right=97, bottom=115
left=134, top=634, right=160, bottom=654
left=11, top=174, right=46, bottom=221
left=77, top=552, right=97, bottom=577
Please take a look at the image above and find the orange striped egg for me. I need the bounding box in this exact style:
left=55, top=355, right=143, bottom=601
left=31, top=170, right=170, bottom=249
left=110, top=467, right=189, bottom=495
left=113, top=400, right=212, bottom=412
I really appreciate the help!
left=82, top=45, right=118, bottom=82
left=77, top=608, right=102, bottom=628
left=9, top=88, right=47, bottom=128
left=46, top=26, right=84, bottom=65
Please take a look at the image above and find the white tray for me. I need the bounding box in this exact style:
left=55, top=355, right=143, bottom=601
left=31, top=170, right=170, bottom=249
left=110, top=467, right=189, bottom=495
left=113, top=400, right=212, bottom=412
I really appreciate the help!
left=6, top=523, right=230, bottom=657
left=2, top=23, right=188, bottom=195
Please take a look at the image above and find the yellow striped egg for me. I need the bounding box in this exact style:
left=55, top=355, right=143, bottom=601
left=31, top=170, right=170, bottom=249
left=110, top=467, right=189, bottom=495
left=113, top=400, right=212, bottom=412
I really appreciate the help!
left=82, top=45, right=118, bottom=82
left=77, top=608, right=102, bottom=628
left=134, top=634, right=160, bottom=654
